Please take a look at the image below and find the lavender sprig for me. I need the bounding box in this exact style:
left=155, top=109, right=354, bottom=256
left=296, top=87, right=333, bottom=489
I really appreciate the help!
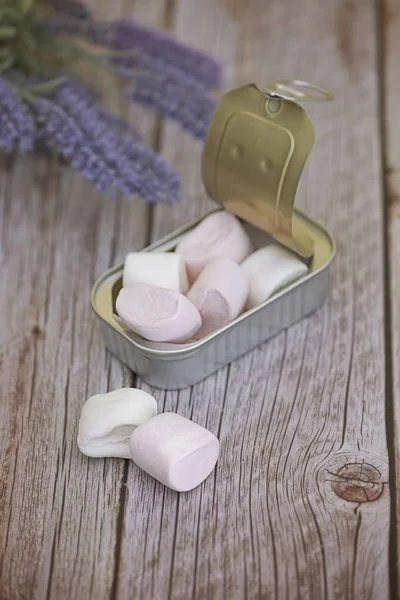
left=0, top=4, right=224, bottom=205
left=29, top=77, right=180, bottom=203
left=121, top=57, right=217, bottom=140
left=43, top=17, right=222, bottom=90
left=38, top=14, right=221, bottom=141
left=46, top=78, right=173, bottom=184
left=112, top=20, right=222, bottom=89
left=0, top=76, right=35, bottom=154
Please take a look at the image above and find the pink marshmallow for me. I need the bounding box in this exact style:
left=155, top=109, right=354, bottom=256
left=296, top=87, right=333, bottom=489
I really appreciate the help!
left=187, top=258, right=249, bottom=339
left=175, top=211, right=253, bottom=282
left=116, top=283, right=201, bottom=343
left=129, top=412, right=219, bottom=492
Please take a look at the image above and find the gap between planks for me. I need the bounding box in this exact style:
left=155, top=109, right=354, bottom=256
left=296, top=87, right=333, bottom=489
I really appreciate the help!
left=381, top=0, right=400, bottom=595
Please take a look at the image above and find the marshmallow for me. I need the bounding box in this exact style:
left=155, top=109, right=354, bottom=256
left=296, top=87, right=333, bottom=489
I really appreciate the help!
left=241, top=244, right=308, bottom=309
left=123, top=252, right=189, bottom=294
left=187, top=258, right=249, bottom=338
left=78, top=388, right=157, bottom=458
left=116, top=282, right=202, bottom=343
left=175, top=211, right=253, bottom=281
left=129, top=412, right=219, bottom=491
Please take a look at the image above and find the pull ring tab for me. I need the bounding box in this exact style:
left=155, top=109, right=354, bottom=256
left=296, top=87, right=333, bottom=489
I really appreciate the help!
left=263, top=80, right=334, bottom=103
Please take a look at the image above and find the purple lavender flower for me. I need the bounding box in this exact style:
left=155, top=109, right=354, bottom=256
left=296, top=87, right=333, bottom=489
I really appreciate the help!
left=0, top=76, right=35, bottom=154
left=97, top=109, right=141, bottom=141
left=48, top=79, right=176, bottom=184
left=111, top=20, right=222, bottom=89
left=38, top=15, right=221, bottom=139
left=42, top=17, right=222, bottom=90
left=29, top=77, right=180, bottom=203
left=122, top=57, right=217, bottom=140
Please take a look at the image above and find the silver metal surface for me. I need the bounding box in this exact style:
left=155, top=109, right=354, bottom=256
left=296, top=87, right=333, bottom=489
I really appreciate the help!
left=263, top=80, right=334, bottom=102
left=91, top=209, right=336, bottom=390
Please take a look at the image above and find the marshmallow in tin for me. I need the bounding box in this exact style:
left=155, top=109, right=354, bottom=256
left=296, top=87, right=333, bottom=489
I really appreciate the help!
left=123, top=251, right=189, bottom=294
left=116, top=282, right=202, bottom=343
left=175, top=211, right=253, bottom=282
left=188, top=258, right=249, bottom=339
left=129, top=412, right=219, bottom=492
left=77, top=388, right=157, bottom=458
left=241, top=244, right=308, bottom=309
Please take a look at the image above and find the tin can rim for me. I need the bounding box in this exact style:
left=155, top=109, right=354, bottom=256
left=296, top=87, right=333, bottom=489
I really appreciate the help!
left=91, top=208, right=336, bottom=360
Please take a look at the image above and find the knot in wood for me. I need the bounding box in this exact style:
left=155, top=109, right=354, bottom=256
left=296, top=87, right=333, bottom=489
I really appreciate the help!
left=32, top=325, right=43, bottom=339
left=330, top=462, right=383, bottom=503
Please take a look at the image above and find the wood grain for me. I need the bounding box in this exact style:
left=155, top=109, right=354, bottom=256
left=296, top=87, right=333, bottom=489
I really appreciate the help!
left=115, top=0, right=391, bottom=599
left=0, top=0, right=153, bottom=598
left=0, top=0, right=394, bottom=599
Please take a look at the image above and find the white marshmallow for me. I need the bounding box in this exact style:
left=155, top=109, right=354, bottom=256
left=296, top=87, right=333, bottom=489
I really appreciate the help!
left=116, top=282, right=202, bottom=343
left=78, top=388, right=157, bottom=458
left=187, top=258, right=249, bottom=339
left=123, top=252, right=189, bottom=294
left=129, top=413, right=219, bottom=492
left=175, top=211, right=253, bottom=282
left=241, top=245, right=308, bottom=309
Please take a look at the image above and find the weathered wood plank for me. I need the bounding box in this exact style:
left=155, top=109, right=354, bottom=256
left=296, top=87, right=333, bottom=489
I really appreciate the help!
left=0, top=1, right=392, bottom=599
left=382, top=0, right=400, bottom=590
left=0, top=0, right=158, bottom=597
left=116, top=0, right=391, bottom=598
left=116, top=2, right=241, bottom=598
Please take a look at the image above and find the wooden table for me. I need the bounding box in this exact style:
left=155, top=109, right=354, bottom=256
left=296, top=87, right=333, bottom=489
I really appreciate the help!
left=1, top=0, right=399, bottom=598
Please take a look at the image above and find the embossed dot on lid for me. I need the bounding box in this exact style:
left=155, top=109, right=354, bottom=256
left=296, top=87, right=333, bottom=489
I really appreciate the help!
left=229, top=144, right=243, bottom=159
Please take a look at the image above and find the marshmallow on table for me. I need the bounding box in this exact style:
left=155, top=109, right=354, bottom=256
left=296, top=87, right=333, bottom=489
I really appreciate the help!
left=187, top=258, right=249, bottom=339
left=78, top=388, right=157, bottom=458
left=123, top=252, right=189, bottom=294
left=129, top=412, right=219, bottom=492
left=116, top=282, right=202, bottom=343
left=241, top=244, right=308, bottom=309
left=175, top=211, right=253, bottom=282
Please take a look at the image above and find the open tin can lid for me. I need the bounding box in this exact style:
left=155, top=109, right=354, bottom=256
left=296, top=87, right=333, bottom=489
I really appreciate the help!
left=201, top=80, right=333, bottom=259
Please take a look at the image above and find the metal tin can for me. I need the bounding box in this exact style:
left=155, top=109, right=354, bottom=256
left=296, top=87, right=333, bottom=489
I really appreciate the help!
left=91, top=208, right=335, bottom=389
left=91, top=81, right=336, bottom=389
